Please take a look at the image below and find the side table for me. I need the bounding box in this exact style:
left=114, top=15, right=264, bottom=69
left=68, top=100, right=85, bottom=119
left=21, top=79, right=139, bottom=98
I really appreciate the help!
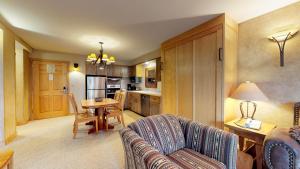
left=225, top=119, right=276, bottom=169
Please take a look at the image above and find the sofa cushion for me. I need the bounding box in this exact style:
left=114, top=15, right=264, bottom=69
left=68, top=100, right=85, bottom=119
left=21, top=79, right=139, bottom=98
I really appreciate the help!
left=128, top=114, right=185, bottom=155
left=167, top=148, right=226, bottom=169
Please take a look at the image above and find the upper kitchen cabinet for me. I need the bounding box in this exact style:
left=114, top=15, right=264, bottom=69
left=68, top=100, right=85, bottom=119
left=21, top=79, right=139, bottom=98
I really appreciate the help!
left=156, top=58, right=161, bottom=82
left=145, top=60, right=158, bottom=88
left=86, top=63, right=129, bottom=77
left=161, top=14, right=238, bottom=128
left=86, top=62, right=106, bottom=76
left=129, top=64, right=143, bottom=77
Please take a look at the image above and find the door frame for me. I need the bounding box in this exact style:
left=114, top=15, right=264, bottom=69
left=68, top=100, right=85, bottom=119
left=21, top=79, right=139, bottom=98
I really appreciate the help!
left=30, top=58, right=70, bottom=119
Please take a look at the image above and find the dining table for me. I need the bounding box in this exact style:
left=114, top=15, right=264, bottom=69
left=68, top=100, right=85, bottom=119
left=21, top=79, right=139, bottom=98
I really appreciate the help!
left=81, top=98, right=119, bottom=133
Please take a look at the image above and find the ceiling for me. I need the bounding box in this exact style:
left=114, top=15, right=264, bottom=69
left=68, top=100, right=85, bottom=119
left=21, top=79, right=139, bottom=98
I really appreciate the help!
left=0, top=0, right=299, bottom=61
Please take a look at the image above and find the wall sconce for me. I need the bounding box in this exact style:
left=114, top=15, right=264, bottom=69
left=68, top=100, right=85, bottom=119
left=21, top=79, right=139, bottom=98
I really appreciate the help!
left=72, top=63, right=80, bottom=71
left=268, top=29, right=298, bottom=67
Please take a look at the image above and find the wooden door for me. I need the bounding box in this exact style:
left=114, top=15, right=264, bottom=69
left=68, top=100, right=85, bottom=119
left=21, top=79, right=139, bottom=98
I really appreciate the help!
left=32, top=60, right=69, bottom=119
left=177, top=41, right=193, bottom=119
left=162, top=47, right=177, bottom=115
left=194, top=30, right=222, bottom=127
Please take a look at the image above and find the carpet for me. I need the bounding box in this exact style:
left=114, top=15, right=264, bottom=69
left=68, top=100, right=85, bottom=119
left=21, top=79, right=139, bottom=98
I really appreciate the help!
left=1, top=110, right=142, bottom=169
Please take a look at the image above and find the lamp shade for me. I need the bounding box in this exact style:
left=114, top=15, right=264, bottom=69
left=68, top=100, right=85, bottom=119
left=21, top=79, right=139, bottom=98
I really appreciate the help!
left=231, top=81, right=268, bottom=101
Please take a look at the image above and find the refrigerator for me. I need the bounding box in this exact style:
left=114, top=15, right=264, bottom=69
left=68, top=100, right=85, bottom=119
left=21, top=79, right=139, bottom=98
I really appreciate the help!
left=86, top=75, right=106, bottom=99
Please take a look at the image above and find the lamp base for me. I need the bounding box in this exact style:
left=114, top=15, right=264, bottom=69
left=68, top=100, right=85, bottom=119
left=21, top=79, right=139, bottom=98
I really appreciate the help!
left=240, top=101, right=257, bottom=119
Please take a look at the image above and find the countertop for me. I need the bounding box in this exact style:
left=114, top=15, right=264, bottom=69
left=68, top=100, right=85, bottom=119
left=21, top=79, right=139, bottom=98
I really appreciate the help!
left=127, top=90, right=161, bottom=97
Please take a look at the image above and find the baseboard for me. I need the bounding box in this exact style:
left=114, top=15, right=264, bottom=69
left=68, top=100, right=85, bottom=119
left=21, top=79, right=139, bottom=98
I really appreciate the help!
left=5, top=133, right=16, bottom=145
left=17, top=120, right=29, bottom=126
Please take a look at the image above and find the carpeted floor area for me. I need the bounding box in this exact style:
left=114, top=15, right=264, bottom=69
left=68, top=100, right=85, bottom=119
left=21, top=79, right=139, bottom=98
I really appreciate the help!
left=1, top=110, right=142, bottom=169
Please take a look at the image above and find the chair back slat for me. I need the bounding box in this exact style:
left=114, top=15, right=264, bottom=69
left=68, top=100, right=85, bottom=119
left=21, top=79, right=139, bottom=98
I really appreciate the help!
left=68, top=93, right=79, bottom=118
left=118, top=90, right=127, bottom=111
left=114, top=90, right=121, bottom=101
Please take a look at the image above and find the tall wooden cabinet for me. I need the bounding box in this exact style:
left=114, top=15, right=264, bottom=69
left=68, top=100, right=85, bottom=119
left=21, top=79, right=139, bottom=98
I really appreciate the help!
left=161, top=14, right=238, bottom=128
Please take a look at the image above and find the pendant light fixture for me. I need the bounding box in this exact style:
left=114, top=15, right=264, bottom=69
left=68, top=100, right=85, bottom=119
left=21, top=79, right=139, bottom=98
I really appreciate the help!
left=86, top=42, right=116, bottom=69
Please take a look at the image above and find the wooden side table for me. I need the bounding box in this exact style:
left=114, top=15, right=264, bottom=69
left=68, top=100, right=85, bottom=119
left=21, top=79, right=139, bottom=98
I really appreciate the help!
left=0, top=149, right=14, bottom=169
left=225, top=119, right=276, bottom=169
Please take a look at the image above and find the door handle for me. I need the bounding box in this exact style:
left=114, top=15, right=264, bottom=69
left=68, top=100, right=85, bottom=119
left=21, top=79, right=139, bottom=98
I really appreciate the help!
left=218, top=48, right=223, bottom=61
left=63, top=86, right=68, bottom=94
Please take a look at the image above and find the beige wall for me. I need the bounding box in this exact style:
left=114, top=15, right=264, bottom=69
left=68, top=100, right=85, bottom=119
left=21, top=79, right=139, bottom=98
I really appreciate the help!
left=237, top=2, right=300, bottom=128
left=30, top=50, right=86, bottom=112
left=0, top=20, right=32, bottom=144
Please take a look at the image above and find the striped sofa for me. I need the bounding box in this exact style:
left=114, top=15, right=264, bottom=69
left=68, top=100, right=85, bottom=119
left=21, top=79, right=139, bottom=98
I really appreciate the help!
left=119, top=114, right=238, bottom=169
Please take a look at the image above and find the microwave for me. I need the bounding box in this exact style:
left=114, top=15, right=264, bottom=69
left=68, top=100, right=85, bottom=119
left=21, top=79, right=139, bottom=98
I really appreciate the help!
left=130, top=77, right=142, bottom=83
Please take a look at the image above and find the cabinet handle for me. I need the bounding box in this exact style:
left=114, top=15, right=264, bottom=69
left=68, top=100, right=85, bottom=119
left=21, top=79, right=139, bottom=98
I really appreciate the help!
left=218, top=48, right=223, bottom=61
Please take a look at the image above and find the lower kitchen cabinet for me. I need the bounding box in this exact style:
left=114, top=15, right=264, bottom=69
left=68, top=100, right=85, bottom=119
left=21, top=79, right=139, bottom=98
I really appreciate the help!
left=127, top=92, right=160, bottom=116
left=150, top=96, right=160, bottom=115
left=127, top=92, right=141, bottom=114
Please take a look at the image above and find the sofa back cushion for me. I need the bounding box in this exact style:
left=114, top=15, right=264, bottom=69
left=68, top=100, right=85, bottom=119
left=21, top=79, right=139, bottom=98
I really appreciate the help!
left=128, top=114, right=185, bottom=155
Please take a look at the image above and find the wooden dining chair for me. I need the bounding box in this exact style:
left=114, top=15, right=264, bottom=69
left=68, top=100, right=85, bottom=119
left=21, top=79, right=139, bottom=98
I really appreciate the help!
left=0, top=149, right=14, bottom=169
left=68, top=93, right=98, bottom=138
left=105, top=90, right=127, bottom=130
left=105, top=90, right=121, bottom=111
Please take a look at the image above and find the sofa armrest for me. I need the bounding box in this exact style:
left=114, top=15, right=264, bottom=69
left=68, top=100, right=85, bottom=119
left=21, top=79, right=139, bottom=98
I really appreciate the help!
left=119, top=128, right=181, bottom=169
left=183, top=121, right=238, bottom=169
left=264, top=128, right=300, bottom=169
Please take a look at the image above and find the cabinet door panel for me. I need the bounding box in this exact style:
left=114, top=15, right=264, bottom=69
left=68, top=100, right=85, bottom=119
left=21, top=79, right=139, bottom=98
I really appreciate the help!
left=194, top=32, right=219, bottom=127
left=162, top=47, right=177, bottom=115
left=86, top=62, right=96, bottom=75
left=177, top=41, right=193, bottom=119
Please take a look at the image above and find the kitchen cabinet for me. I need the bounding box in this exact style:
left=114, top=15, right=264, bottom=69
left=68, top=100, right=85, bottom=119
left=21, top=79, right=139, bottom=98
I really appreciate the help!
left=156, top=58, right=161, bottom=81
left=122, top=66, right=129, bottom=77
left=129, top=64, right=143, bottom=77
left=86, top=63, right=129, bottom=77
left=127, top=92, right=160, bottom=116
left=161, top=14, right=238, bottom=128
left=127, top=92, right=141, bottom=114
left=150, top=96, right=160, bottom=115
left=86, top=62, right=97, bottom=75
left=86, top=62, right=106, bottom=76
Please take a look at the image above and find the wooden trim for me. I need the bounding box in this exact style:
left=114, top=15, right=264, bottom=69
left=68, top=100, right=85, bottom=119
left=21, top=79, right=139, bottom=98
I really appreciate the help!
left=5, top=133, right=16, bottom=145
left=30, top=58, right=70, bottom=64
left=31, top=59, right=70, bottom=119
left=162, top=14, right=225, bottom=48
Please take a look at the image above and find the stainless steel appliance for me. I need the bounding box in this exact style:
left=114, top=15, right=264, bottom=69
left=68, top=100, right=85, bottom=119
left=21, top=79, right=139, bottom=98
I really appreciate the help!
left=106, top=77, right=121, bottom=98
left=86, top=75, right=106, bottom=99
left=141, top=94, right=150, bottom=117
left=106, top=78, right=121, bottom=88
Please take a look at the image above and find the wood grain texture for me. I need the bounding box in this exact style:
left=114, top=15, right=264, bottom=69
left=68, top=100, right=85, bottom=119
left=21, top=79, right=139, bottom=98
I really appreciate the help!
left=161, top=47, right=177, bottom=115
left=15, top=47, right=24, bottom=125
left=3, top=26, right=17, bottom=144
left=0, top=20, right=32, bottom=144
left=32, top=60, right=69, bottom=120
left=160, top=14, right=238, bottom=128
left=15, top=49, right=31, bottom=125
left=194, top=32, right=218, bottom=127
left=223, top=16, right=238, bottom=123
left=177, top=41, right=193, bottom=119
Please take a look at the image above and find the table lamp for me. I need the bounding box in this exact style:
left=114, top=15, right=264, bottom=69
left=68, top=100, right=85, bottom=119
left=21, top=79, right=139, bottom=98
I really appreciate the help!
left=231, top=81, right=268, bottom=119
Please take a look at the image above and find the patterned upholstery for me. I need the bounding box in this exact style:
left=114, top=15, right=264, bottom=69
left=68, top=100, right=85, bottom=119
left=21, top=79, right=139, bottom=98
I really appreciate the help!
left=168, top=148, right=226, bottom=169
left=120, top=115, right=238, bottom=169
left=180, top=119, right=238, bottom=169
left=120, top=128, right=181, bottom=169
left=128, top=114, right=185, bottom=155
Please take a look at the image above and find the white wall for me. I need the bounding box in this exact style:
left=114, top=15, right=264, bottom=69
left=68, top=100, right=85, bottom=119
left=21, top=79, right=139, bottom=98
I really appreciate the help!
left=30, top=50, right=86, bottom=112
left=0, top=29, right=4, bottom=144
